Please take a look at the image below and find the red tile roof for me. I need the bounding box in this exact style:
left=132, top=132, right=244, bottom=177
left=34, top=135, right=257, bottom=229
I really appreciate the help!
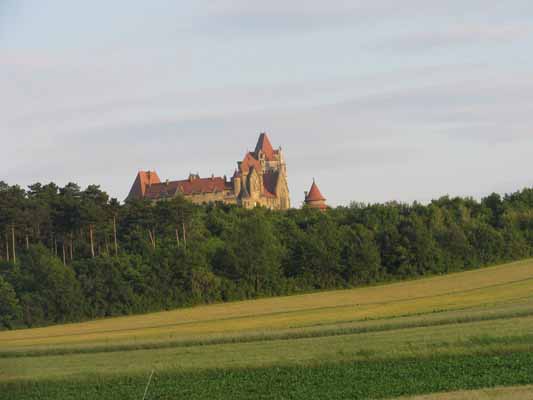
left=305, top=181, right=326, bottom=202
left=240, top=152, right=262, bottom=174
left=254, top=133, right=276, bottom=161
left=145, top=176, right=230, bottom=199
left=128, top=170, right=161, bottom=199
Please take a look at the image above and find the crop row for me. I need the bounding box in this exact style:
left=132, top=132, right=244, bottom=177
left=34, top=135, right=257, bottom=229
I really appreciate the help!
left=3, top=352, right=533, bottom=400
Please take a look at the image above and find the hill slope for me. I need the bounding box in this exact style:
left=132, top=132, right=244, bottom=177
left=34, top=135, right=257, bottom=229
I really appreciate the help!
left=1, top=259, right=533, bottom=399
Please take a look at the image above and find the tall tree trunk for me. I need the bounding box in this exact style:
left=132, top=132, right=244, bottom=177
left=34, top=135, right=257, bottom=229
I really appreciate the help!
left=70, top=234, right=74, bottom=262
left=5, top=232, right=10, bottom=262
left=89, top=225, right=95, bottom=258
left=113, top=216, right=118, bottom=256
left=182, top=222, right=187, bottom=249
left=104, top=235, right=109, bottom=255
left=70, top=235, right=74, bottom=261
left=175, top=227, right=180, bottom=246
left=148, top=229, right=156, bottom=249
left=25, top=234, right=29, bottom=250
left=62, top=242, right=66, bottom=266
left=11, top=225, right=16, bottom=264
left=54, top=237, right=57, bottom=256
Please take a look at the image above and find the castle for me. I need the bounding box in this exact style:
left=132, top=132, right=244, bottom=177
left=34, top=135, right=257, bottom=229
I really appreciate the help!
left=127, top=133, right=292, bottom=210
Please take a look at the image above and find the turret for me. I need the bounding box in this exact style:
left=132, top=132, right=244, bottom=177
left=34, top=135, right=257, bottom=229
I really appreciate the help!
left=304, top=179, right=327, bottom=211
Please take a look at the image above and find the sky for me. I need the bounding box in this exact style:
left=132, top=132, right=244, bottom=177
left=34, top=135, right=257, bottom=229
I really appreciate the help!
left=1, top=1, right=533, bottom=206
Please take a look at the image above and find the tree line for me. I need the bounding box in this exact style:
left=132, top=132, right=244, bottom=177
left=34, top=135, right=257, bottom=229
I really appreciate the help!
left=1, top=180, right=533, bottom=329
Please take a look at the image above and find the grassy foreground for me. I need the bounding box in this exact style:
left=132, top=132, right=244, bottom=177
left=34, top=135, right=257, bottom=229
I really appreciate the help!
left=1, top=259, right=533, bottom=398
left=3, top=353, right=533, bottom=400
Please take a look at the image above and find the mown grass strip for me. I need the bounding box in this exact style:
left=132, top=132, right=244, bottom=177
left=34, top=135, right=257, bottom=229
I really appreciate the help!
left=2, top=352, right=533, bottom=400
left=5, top=277, right=528, bottom=342
left=3, top=307, right=532, bottom=359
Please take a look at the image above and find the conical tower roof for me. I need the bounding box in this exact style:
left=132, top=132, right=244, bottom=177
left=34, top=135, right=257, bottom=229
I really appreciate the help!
left=305, top=180, right=326, bottom=202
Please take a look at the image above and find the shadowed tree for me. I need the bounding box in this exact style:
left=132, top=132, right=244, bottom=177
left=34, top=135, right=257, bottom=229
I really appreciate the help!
left=0, top=276, right=22, bottom=329
left=214, top=211, right=283, bottom=297
left=341, top=224, right=383, bottom=285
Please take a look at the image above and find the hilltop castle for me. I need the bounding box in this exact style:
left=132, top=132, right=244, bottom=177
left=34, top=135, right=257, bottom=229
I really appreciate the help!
left=127, top=133, right=291, bottom=210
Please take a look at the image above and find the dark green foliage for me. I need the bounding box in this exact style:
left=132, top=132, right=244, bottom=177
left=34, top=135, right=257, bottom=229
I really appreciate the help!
left=2, top=246, right=83, bottom=326
left=2, top=180, right=533, bottom=327
left=0, top=276, right=21, bottom=329
left=340, top=224, right=382, bottom=284
left=3, top=352, right=533, bottom=399
left=214, top=212, right=283, bottom=297
left=73, top=255, right=144, bottom=318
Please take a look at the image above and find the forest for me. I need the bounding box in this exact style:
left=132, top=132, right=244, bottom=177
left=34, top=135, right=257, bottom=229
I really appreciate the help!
left=1, top=180, right=533, bottom=329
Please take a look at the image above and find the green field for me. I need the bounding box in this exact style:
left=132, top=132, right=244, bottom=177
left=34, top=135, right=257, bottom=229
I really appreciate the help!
left=1, top=259, right=533, bottom=399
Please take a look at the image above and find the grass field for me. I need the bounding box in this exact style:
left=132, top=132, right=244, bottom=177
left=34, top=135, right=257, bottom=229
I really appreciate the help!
left=1, top=259, right=533, bottom=399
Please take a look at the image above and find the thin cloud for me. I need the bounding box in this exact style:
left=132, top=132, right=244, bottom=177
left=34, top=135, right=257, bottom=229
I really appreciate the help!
left=375, top=24, right=532, bottom=52
left=202, top=1, right=533, bottom=33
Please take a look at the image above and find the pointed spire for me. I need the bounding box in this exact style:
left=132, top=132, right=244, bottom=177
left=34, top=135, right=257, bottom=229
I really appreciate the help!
left=254, top=132, right=275, bottom=160
left=305, top=180, right=326, bottom=202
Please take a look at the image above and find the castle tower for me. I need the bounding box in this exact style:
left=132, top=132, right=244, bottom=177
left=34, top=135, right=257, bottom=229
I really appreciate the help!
left=234, top=133, right=290, bottom=210
left=304, top=179, right=327, bottom=211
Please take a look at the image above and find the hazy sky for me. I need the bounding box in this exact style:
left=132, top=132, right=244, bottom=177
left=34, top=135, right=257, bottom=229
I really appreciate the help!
left=2, top=1, right=533, bottom=206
